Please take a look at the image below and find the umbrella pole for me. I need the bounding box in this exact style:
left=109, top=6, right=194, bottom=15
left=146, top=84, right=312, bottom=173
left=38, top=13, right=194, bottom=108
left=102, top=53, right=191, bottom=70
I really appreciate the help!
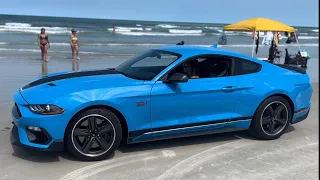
left=293, top=31, right=301, bottom=51
left=251, top=31, right=256, bottom=57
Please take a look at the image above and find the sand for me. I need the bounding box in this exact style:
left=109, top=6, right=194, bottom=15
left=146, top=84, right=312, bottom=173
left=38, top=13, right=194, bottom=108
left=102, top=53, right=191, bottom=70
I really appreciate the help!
left=0, top=84, right=318, bottom=180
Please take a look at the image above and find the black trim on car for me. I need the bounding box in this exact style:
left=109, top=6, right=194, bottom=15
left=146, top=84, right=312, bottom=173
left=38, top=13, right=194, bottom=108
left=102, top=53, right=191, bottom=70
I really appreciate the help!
left=294, top=107, right=310, bottom=114
left=12, top=103, right=22, bottom=119
left=292, top=109, right=310, bottom=124
left=10, top=124, right=64, bottom=151
left=127, top=116, right=252, bottom=143
left=26, top=127, right=52, bottom=145
left=129, top=126, right=247, bottom=144
left=22, top=68, right=119, bottom=90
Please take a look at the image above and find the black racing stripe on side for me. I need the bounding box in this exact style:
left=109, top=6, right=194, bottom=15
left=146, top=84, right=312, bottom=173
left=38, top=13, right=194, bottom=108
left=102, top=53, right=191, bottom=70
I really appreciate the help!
left=128, top=116, right=252, bottom=138
left=229, top=116, right=252, bottom=122
left=22, top=68, right=119, bottom=90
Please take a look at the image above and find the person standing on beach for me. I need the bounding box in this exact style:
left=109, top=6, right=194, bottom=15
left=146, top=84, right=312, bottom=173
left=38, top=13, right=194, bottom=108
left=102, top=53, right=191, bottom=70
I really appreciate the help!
left=255, top=32, right=260, bottom=54
left=38, top=28, right=50, bottom=61
left=113, top=25, right=116, bottom=34
left=70, top=29, right=80, bottom=60
left=264, top=31, right=274, bottom=45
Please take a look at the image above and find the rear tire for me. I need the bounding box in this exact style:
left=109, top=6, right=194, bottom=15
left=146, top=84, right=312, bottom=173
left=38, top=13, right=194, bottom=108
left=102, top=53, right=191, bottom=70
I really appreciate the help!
left=65, top=108, right=122, bottom=161
left=249, top=96, right=292, bottom=140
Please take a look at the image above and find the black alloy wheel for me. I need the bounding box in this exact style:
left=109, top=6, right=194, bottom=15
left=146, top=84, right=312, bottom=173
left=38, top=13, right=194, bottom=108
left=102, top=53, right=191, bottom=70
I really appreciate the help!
left=260, top=101, right=289, bottom=136
left=72, top=114, right=116, bottom=156
left=249, top=96, right=292, bottom=140
left=65, top=108, right=122, bottom=161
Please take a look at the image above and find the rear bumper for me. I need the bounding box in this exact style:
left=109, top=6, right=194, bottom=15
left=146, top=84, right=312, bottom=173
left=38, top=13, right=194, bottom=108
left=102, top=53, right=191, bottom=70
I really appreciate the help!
left=291, top=107, right=310, bottom=124
left=10, top=124, right=64, bottom=151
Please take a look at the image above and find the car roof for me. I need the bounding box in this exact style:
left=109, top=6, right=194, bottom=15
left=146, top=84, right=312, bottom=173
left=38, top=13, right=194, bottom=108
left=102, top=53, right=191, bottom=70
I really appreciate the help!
left=157, top=45, right=227, bottom=54
left=155, top=45, right=262, bottom=64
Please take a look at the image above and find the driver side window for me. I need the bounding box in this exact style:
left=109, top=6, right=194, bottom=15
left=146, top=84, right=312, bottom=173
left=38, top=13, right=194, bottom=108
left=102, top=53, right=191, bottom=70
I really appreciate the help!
left=166, top=55, right=232, bottom=80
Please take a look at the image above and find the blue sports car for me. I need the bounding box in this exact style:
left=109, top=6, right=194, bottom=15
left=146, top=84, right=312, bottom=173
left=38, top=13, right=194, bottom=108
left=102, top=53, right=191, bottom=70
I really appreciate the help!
left=11, top=46, right=312, bottom=161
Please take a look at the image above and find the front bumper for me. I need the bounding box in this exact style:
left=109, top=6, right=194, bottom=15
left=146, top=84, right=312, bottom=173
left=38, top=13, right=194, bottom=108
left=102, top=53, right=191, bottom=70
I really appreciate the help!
left=10, top=124, right=64, bottom=151
left=11, top=89, right=71, bottom=151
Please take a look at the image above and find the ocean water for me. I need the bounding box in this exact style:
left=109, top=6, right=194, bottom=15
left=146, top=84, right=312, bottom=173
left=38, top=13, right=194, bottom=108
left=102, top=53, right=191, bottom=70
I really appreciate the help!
left=0, top=14, right=318, bottom=107
left=0, top=14, right=318, bottom=59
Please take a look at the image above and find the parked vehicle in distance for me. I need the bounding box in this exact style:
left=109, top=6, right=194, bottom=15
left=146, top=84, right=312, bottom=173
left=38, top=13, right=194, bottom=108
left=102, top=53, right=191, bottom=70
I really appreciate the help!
left=11, top=46, right=313, bottom=161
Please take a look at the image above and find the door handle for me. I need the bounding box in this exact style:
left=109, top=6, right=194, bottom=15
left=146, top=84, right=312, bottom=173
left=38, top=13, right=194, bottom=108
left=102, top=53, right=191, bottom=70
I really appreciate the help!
left=221, top=86, right=237, bottom=92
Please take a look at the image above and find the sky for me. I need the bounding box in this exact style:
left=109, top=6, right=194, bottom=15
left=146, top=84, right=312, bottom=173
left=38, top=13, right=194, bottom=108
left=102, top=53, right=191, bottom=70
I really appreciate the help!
left=0, top=0, right=319, bottom=27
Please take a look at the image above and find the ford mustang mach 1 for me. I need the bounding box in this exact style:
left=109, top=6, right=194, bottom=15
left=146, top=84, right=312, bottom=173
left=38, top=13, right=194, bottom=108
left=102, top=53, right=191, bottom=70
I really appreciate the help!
left=11, top=46, right=312, bottom=161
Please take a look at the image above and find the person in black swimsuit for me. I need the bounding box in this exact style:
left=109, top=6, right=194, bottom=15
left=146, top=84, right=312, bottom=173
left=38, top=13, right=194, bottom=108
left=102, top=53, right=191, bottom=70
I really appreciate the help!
left=38, top=28, right=50, bottom=61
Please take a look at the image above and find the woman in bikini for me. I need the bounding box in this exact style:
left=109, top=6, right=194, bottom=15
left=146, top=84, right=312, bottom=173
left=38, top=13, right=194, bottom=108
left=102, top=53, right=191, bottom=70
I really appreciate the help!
left=38, top=28, right=50, bottom=61
left=70, top=29, right=80, bottom=60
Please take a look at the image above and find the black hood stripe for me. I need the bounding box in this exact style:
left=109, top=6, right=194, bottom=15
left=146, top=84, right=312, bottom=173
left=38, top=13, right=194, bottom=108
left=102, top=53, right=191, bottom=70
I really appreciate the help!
left=22, top=68, right=119, bottom=90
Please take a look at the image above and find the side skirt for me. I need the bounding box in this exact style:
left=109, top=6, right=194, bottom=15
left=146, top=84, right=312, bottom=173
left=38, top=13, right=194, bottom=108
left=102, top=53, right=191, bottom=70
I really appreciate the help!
left=127, top=118, right=252, bottom=144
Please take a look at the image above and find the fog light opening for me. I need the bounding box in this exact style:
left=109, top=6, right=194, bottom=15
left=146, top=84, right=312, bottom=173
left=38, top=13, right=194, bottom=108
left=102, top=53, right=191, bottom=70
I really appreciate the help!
left=26, top=130, right=37, bottom=141
left=27, top=126, right=42, bottom=132
left=26, top=127, right=52, bottom=145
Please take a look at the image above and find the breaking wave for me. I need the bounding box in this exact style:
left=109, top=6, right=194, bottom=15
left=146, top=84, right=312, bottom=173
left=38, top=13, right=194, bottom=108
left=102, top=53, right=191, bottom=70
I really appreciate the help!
left=0, top=22, right=77, bottom=34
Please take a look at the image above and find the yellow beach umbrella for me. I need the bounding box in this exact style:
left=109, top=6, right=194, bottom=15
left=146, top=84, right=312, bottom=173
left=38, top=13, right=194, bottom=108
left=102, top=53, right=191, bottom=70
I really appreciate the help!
left=223, top=17, right=295, bottom=32
left=223, top=18, right=298, bottom=57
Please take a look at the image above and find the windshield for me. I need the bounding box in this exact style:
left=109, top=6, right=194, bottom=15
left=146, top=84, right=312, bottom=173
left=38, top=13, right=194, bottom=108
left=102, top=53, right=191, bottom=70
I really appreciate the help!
left=115, top=49, right=181, bottom=80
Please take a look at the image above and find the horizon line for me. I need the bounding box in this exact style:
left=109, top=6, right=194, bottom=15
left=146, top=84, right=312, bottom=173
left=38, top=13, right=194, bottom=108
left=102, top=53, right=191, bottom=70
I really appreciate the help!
left=0, top=13, right=317, bottom=28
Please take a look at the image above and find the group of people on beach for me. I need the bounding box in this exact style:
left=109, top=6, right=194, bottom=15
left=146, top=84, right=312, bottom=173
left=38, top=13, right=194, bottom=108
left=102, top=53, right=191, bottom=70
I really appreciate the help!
left=38, top=28, right=80, bottom=61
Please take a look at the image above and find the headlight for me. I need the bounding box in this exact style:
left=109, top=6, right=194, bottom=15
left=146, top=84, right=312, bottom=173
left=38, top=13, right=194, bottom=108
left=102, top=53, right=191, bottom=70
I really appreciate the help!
left=28, top=104, right=64, bottom=115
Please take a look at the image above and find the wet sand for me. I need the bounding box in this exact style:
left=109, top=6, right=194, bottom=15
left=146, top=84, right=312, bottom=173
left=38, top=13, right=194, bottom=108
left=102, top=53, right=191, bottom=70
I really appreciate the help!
left=0, top=56, right=127, bottom=107
left=0, top=56, right=318, bottom=180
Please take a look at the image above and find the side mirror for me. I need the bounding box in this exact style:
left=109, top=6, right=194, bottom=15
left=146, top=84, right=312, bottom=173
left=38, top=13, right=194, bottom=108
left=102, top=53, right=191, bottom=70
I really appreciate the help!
left=163, top=73, right=188, bottom=84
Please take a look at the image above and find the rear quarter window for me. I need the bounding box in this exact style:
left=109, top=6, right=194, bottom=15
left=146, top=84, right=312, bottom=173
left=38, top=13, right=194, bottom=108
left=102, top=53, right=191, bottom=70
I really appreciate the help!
left=232, top=58, right=262, bottom=75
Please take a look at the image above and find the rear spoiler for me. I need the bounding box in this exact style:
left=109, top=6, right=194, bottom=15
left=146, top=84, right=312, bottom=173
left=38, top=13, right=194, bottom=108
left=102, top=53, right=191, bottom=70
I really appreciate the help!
left=275, top=64, right=306, bottom=74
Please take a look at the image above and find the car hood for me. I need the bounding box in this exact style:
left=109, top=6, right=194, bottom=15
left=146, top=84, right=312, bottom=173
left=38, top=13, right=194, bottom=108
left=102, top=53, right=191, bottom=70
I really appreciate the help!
left=19, top=68, right=144, bottom=104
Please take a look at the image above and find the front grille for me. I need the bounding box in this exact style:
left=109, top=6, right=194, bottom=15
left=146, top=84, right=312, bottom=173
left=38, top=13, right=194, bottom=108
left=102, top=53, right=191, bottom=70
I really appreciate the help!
left=12, top=103, right=22, bottom=119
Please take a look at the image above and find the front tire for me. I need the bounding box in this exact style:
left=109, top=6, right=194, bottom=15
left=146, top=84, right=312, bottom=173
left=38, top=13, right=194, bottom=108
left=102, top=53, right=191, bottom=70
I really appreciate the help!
left=65, top=108, right=122, bottom=161
left=249, top=96, right=292, bottom=140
